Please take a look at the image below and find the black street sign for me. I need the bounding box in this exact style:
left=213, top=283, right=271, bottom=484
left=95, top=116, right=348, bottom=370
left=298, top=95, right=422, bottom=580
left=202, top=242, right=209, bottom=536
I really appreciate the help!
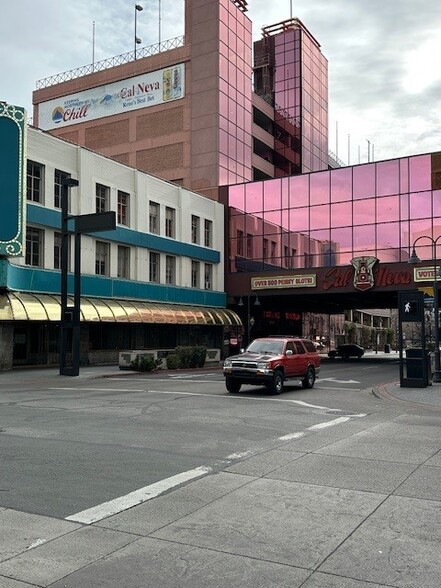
left=74, top=211, right=116, bottom=233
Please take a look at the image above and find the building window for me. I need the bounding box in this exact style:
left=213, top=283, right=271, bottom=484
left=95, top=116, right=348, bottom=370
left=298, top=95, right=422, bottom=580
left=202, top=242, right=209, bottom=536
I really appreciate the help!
left=149, top=251, right=160, bottom=282
left=291, top=248, right=297, bottom=268
left=246, top=233, right=253, bottom=258
left=54, top=232, right=71, bottom=270
left=54, top=232, right=61, bottom=269
left=26, top=227, right=43, bottom=267
left=191, top=215, right=200, bottom=244
left=271, top=241, right=277, bottom=263
left=166, top=255, right=176, bottom=285
left=237, top=230, right=244, bottom=256
left=117, top=191, right=129, bottom=226
left=95, top=241, right=109, bottom=276
left=191, top=260, right=200, bottom=288
left=149, top=202, right=160, bottom=234
left=204, top=263, right=213, bottom=290
left=96, top=184, right=109, bottom=213
left=263, top=238, right=269, bottom=260
left=204, top=219, right=213, bottom=248
left=54, top=169, right=71, bottom=209
left=117, top=245, right=130, bottom=279
left=165, top=206, right=175, bottom=238
left=27, top=161, right=44, bottom=203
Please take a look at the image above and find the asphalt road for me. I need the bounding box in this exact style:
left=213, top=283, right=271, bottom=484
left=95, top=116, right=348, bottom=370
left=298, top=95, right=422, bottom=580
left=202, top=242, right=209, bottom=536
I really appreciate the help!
left=2, top=357, right=441, bottom=587
left=0, top=359, right=400, bottom=520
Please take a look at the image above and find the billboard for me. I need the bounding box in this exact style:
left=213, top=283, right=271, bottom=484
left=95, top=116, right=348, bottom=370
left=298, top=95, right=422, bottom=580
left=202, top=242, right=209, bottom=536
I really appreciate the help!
left=0, top=102, right=27, bottom=257
left=38, top=63, right=185, bottom=130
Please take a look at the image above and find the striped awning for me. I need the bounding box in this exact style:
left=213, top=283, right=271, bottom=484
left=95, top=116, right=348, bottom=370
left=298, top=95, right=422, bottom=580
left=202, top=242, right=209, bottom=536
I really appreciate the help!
left=0, top=292, right=242, bottom=326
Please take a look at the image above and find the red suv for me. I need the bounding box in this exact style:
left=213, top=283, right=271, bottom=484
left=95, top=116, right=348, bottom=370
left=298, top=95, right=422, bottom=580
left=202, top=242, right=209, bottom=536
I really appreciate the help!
left=222, top=337, right=320, bottom=394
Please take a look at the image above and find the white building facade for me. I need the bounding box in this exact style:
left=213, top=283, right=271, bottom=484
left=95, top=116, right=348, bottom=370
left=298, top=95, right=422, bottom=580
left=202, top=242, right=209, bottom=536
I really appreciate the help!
left=0, top=127, right=240, bottom=369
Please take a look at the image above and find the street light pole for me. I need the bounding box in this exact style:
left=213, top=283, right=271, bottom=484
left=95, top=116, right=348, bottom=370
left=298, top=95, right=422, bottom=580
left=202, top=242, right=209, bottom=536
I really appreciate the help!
left=409, top=235, right=441, bottom=382
left=238, top=294, right=260, bottom=347
left=134, top=4, right=143, bottom=59
left=60, top=177, right=79, bottom=376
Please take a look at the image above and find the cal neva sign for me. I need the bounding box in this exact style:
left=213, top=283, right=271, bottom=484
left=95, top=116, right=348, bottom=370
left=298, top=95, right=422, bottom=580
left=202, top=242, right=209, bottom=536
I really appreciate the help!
left=0, top=102, right=26, bottom=256
left=38, top=63, right=185, bottom=130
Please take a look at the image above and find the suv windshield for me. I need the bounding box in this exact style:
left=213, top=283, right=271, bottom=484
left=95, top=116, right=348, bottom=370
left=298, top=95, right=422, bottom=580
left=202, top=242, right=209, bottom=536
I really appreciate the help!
left=246, top=340, right=284, bottom=355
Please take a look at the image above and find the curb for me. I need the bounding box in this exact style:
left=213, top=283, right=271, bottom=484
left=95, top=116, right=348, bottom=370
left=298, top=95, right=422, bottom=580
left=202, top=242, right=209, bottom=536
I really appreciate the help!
left=373, top=382, right=441, bottom=411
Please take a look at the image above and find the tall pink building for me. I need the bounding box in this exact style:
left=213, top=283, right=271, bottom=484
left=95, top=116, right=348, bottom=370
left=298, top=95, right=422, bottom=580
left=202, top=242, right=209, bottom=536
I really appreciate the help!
left=32, top=1, right=329, bottom=201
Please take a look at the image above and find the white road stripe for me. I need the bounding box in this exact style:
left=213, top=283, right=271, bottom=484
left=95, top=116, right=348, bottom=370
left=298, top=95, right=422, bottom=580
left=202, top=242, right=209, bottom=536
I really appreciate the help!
left=65, top=466, right=212, bottom=525
left=307, top=416, right=351, bottom=430
left=226, top=451, right=252, bottom=459
left=278, top=432, right=305, bottom=441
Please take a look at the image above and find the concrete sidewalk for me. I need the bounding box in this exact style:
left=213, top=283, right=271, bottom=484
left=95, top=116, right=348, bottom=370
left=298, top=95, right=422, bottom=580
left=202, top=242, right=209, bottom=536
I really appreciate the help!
left=0, top=364, right=440, bottom=587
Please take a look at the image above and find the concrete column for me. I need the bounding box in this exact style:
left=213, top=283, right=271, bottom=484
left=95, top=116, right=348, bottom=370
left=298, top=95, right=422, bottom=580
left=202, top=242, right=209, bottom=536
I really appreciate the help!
left=0, top=325, right=14, bottom=371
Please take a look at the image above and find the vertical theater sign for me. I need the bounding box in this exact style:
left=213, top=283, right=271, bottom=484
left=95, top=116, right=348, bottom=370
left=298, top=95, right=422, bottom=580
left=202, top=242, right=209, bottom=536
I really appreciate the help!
left=0, top=102, right=26, bottom=256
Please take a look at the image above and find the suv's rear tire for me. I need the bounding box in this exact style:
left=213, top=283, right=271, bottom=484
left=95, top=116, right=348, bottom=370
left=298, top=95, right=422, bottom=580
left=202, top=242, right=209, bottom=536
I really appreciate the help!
left=226, top=377, right=241, bottom=394
left=302, top=366, right=316, bottom=389
left=268, top=370, right=284, bottom=395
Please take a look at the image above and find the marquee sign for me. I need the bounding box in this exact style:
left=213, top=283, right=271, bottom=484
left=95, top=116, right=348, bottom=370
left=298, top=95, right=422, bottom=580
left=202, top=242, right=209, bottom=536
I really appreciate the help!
left=37, top=63, right=185, bottom=130
left=251, top=274, right=316, bottom=289
left=0, top=102, right=26, bottom=256
left=413, top=267, right=441, bottom=282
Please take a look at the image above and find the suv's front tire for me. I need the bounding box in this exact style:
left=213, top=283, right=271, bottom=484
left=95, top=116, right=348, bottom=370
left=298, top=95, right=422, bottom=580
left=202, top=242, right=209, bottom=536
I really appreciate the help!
left=268, top=370, right=284, bottom=395
left=225, top=377, right=241, bottom=394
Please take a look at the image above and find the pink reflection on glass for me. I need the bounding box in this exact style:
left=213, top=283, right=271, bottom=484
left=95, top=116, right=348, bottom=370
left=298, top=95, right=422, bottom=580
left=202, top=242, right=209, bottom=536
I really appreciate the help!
left=353, top=198, right=375, bottom=226
left=409, top=219, right=434, bottom=256
left=409, top=155, right=431, bottom=193
left=433, top=190, right=441, bottom=218
left=377, top=222, right=399, bottom=249
left=353, top=164, right=375, bottom=200
left=331, top=227, right=352, bottom=248
left=331, top=202, right=352, bottom=227
left=288, top=207, right=308, bottom=232
left=331, top=167, right=352, bottom=203
left=229, top=185, right=245, bottom=210
left=400, top=222, right=410, bottom=253
left=400, top=158, right=409, bottom=193
left=410, top=191, right=432, bottom=220
left=310, top=204, right=329, bottom=230
left=353, top=224, right=376, bottom=249
left=245, top=182, right=263, bottom=213
left=281, top=177, right=290, bottom=208
left=264, top=209, right=282, bottom=227
left=263, top=179, right=281, bottom=211
left=289, top=175, right=309, bottom=208
left=376, top=160, right=399, bottom=196
left=310, top=171, right=330, bottom=205
left=376, top=195, right=399, bottom=222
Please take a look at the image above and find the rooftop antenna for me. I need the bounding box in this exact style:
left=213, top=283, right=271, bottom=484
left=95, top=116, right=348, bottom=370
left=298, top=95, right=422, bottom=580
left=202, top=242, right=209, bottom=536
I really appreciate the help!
left=159, top=0, right=162, bottom=46
left=92, top=21, right=96, bottom=71
left=290, top=0, right=293, bottom=19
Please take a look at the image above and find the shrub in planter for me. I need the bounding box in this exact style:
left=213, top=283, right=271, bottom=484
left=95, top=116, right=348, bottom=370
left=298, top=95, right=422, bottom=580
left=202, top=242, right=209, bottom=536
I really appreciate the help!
left=131, top=355, right=161, bottom=372
left=193, top=345, right=207, bottom=367
left=175, top=346, right=193, bottom=368
left=166, top=353, right=181, bottom=370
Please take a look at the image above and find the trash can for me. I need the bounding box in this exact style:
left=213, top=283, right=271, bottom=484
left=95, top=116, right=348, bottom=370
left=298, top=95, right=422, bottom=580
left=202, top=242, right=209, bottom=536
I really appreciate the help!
left=384, top=344, right=391, bottom=353
left=405, top=348, right=432, bottom=385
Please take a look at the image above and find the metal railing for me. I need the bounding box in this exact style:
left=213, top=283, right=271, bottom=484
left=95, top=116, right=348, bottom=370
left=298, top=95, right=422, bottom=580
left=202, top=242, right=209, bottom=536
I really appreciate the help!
left=36, top=35, right=185, bottom=89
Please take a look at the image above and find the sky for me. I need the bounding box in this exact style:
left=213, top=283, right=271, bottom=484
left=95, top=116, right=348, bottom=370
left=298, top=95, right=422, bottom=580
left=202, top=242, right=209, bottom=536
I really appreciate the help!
left=1, top=0, right=440, bottom=166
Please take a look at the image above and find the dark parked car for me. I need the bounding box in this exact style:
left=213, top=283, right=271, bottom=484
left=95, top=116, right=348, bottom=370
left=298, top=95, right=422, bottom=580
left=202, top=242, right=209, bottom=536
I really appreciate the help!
left=328, top=344, right=364, bottom=360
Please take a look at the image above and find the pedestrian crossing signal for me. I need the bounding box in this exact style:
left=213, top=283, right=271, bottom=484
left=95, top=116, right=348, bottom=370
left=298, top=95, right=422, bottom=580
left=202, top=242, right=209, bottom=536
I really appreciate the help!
left=404, top=300, right=418, bottom=316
